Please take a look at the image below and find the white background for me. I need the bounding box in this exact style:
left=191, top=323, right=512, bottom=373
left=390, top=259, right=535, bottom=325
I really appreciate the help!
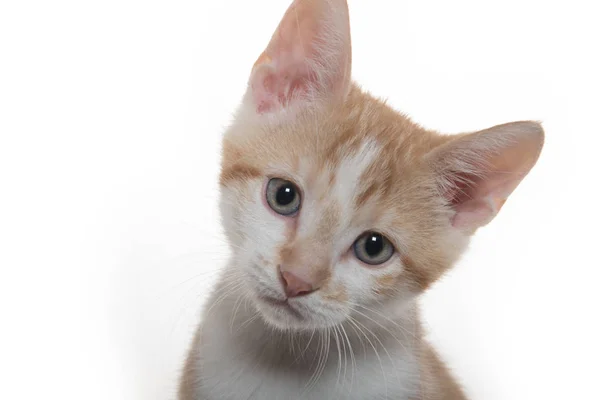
left=1, top=0, right=599, bottom=399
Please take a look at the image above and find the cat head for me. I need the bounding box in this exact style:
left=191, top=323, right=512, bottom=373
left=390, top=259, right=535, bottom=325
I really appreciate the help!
left=218, top=0, right=544, bottom=331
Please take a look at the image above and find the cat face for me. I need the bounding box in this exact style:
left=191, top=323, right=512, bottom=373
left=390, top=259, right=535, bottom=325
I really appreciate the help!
left=217, top=0, right=543, bottom=331
left=220, top=105, right=462, bottom=331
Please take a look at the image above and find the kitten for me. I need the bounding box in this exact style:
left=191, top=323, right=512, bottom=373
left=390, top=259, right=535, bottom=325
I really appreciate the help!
left=179, top=0, right=544, bottom=399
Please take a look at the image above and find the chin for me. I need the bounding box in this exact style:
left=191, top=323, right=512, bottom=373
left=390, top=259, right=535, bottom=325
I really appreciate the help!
left=252, top=294, right=345, bottom=332
left=254, top=300, right=307, bottom=331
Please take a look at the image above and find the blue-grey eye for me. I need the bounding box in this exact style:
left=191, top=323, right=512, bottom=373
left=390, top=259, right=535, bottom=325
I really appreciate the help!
left=353, top=232, right=394, bottom=265
left=266, top=178, right=301, bottom=216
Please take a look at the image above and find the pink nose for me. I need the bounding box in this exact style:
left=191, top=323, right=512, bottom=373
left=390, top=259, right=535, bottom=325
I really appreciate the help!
left=279, top=269, right=315, bottom=298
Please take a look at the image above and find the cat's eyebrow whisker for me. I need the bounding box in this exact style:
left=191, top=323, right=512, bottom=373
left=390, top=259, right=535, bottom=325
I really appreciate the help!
left=313, top=107, right=321, bottom=158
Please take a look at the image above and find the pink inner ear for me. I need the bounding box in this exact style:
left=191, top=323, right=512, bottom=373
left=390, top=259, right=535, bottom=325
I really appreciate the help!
left=449, top=173, right=515, bottom=229
left=251, top=62, right=314, bottom=114
left=248, top=0, right=351, bottom=115
left=439, top=121, right=544, bottom=231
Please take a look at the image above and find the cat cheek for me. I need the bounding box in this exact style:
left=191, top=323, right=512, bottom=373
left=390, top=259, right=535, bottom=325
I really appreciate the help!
left=322, top=284, right=349, bottom=304
left=372, top=273, right=400, bottom=297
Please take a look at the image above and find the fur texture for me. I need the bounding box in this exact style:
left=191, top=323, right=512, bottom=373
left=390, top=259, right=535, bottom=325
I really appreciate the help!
left=179, top=0, right=544, bottom=398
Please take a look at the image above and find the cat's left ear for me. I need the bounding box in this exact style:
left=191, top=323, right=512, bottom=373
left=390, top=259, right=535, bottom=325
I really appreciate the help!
left=247, top=0, right=352, bottom=115
left=430, top=121, right=545, bottom=233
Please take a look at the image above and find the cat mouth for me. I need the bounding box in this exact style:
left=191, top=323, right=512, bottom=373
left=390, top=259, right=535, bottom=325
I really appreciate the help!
left=257, top=295, right=304, bottom=320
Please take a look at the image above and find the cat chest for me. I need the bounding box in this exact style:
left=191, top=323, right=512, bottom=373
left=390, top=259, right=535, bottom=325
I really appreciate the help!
left=197, top=341, right=420, bottom=400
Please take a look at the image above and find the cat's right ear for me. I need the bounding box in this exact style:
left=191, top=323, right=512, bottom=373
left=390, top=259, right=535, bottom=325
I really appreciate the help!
left=245, top=0, right=352, bottom=116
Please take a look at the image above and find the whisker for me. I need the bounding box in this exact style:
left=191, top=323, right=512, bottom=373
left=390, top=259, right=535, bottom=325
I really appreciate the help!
left=332, top=325, right=342, bottom=390
left=339, top=323, right=356, bottom=396
left=353, top=303, right=419, bottom=340
left=348, top=317, right=389, bottom=399
left=350, top=307, right=411, bottom=357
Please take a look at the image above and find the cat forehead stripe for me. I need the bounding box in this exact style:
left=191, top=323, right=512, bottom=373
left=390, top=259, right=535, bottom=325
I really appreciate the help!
left=331, top=139, right=381, bottom=215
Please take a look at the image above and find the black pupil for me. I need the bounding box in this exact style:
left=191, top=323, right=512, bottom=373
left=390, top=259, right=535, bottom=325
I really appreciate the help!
left=276, top=184, right=296, bottom=206
left=364, top=233, right=384, bottom=257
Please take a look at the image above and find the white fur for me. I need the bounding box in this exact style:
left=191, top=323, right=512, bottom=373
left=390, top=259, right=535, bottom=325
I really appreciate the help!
left=188, top=262, right=421, bottom=400
left=334, top=140, right=381, bottom=217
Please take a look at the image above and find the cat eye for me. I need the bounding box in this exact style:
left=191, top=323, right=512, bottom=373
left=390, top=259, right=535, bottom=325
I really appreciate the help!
left=353, top=232, right=394, bottom=265
left=266, top=178, right=301, bottom=216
